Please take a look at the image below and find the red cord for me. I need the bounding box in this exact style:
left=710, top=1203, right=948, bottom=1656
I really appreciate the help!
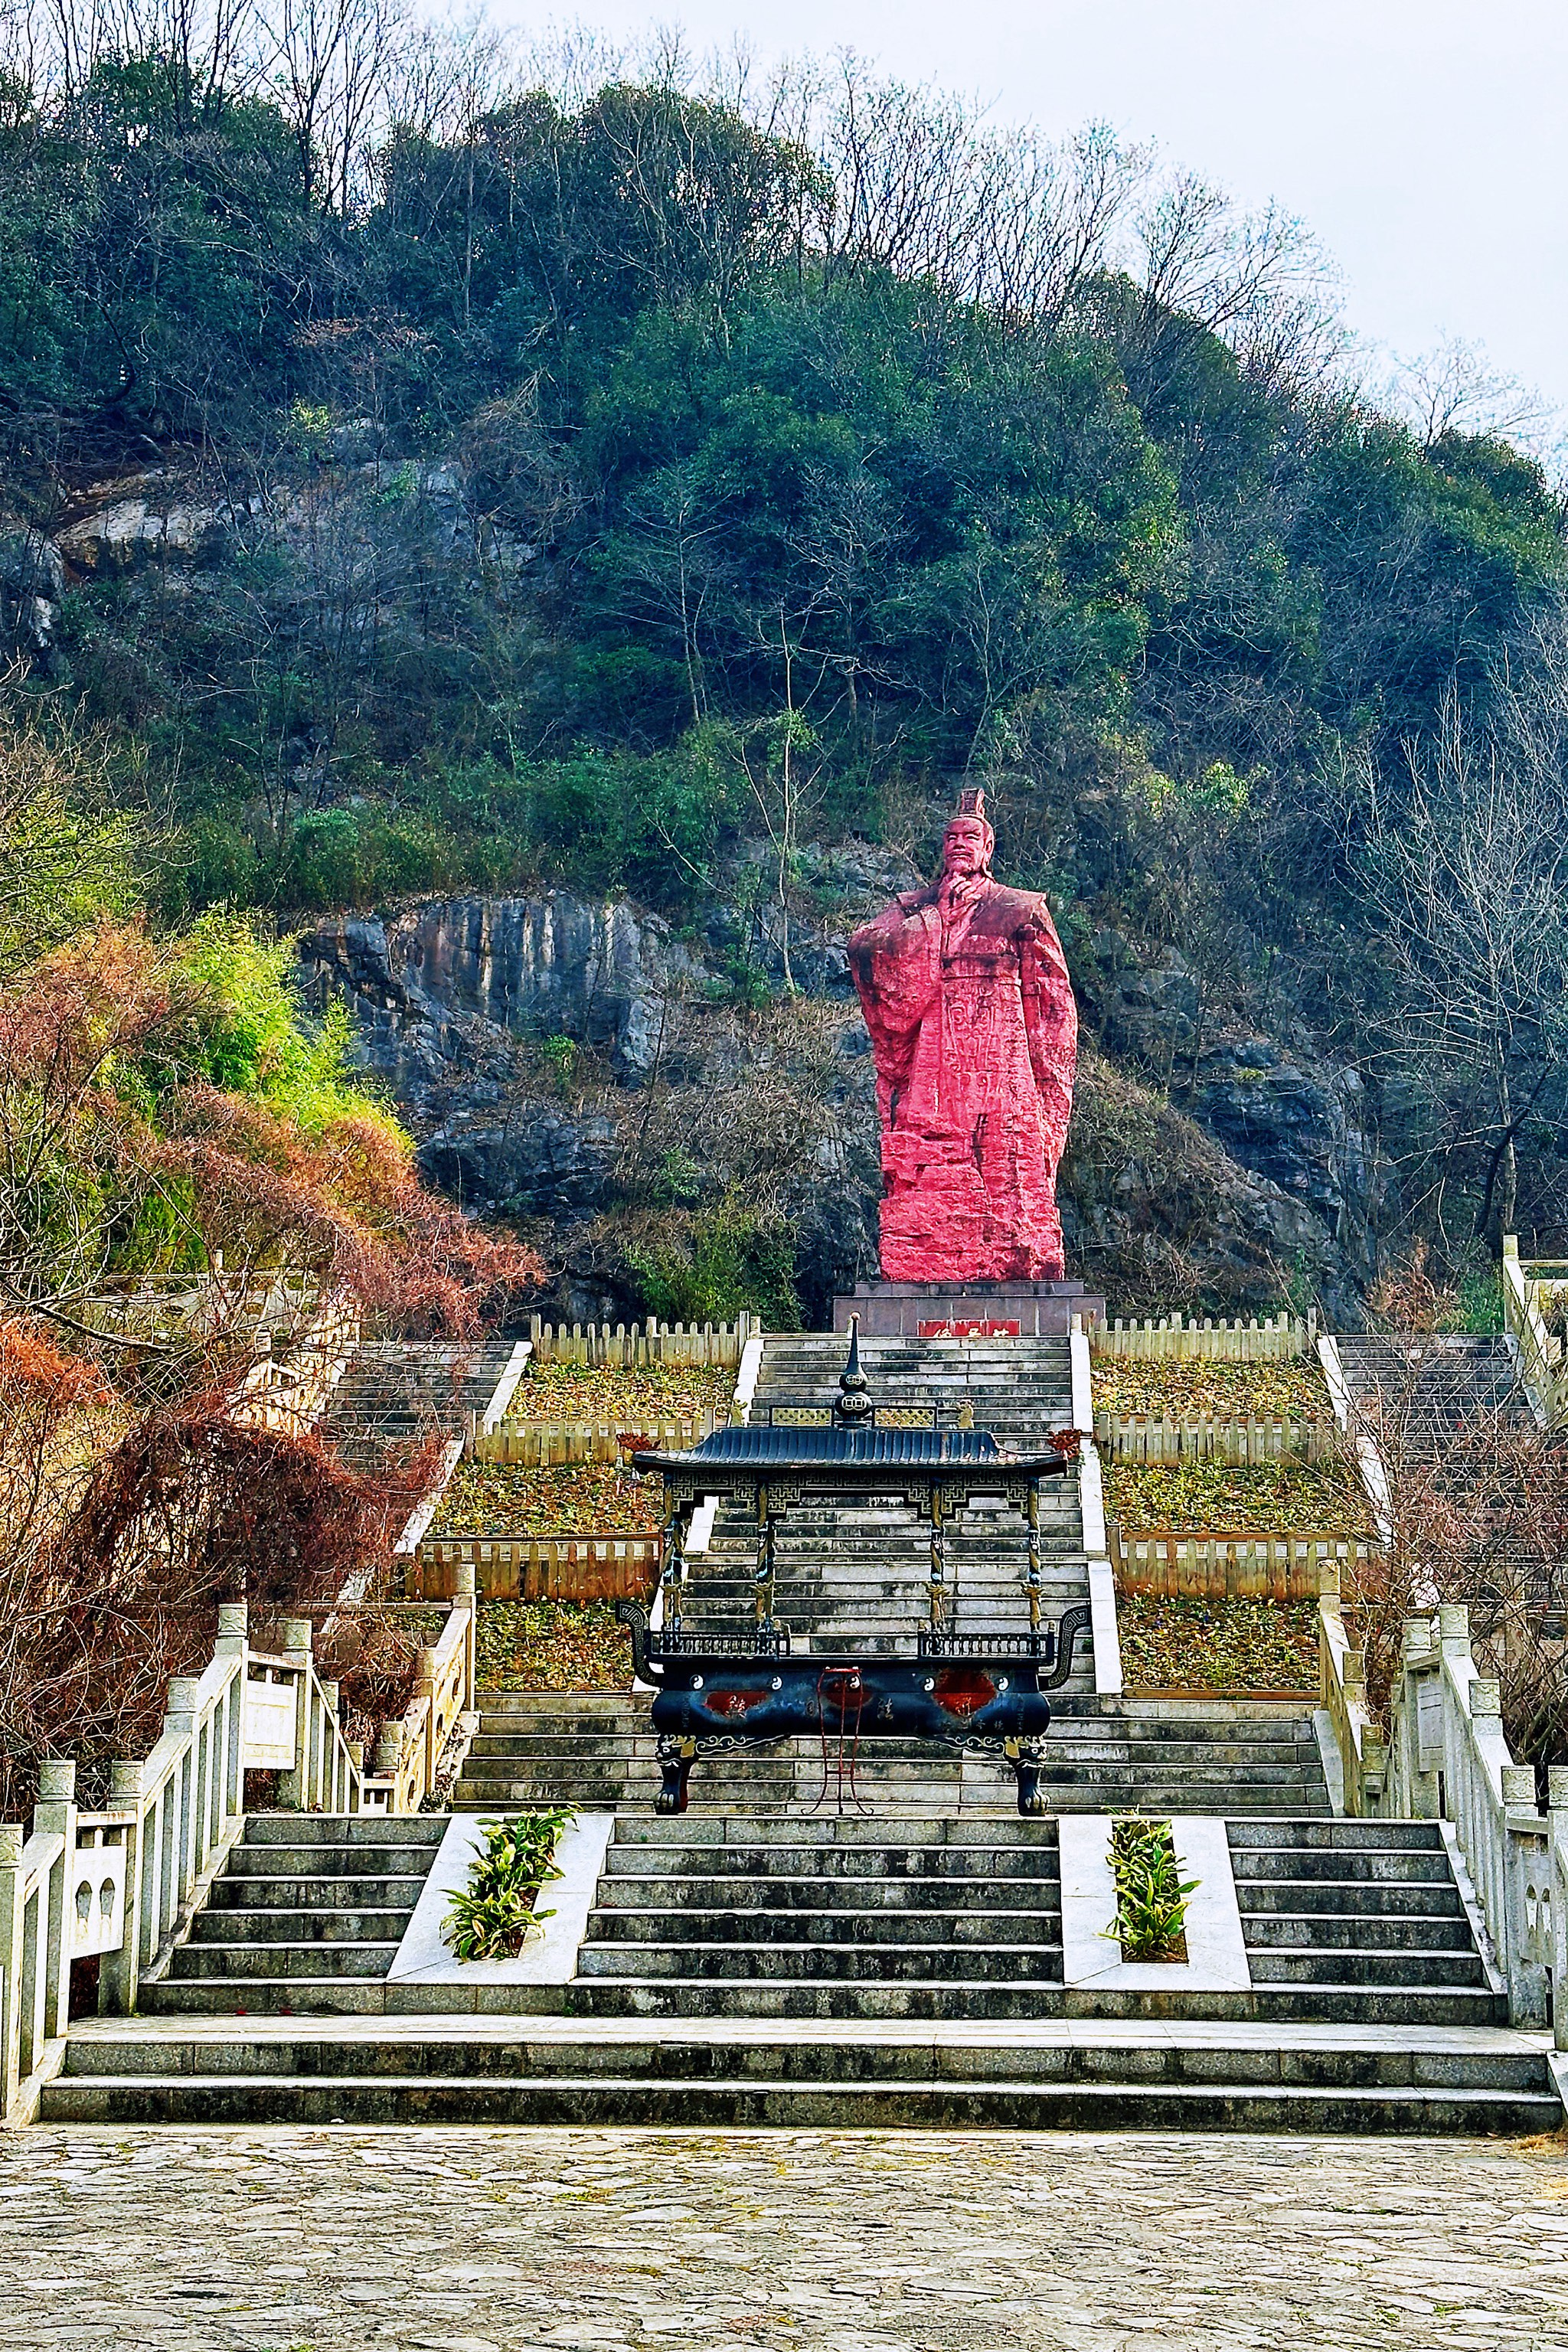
left=813, top=1665, right=871, bottom=1815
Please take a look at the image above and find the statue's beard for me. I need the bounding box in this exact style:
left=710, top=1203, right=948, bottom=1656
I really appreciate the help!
left=939, top=865, right=988, bottom=917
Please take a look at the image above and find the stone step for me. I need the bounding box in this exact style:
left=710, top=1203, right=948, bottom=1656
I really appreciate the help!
left=54, top=2016, right=1547, bottom=2089
left=464, top=1734, right=1319, bottom=1766
left=606, top=1813, right=1063, bottom=1847
left=1227, top=1818, right=1448, bottom=1848
left=207, top=1874, right=433, bottom=1909
left=44, top=2068, right=1557, bottom=2134
left=1230, top=1851, right=1455, bottom=1883
left=596, top=1869, right=1062, bottom=1903
left=1235, top=1880, right=1465, bottom=1918
left=583, top=1905, right=1064, bottom=1947
left=1237, top=1911, right=1476, bottom=1951
left=166, top=1940, right=401, bottom=1981
left=239, top=1817, right=446, bottom=1849
left=573, top=1940, right=1068, bottom=1982
left=565, top=1977, right=1509, bottom=2025
left=137, top=1978, right=399, bottom=2016
left=1245, top=1948, right=1488, bottom=1988
left=188, top=1907, right=416, bottom=1945
left=49, top=1992, right=1556, bottom=2134
left=223, top=1847, right=439, bottom=1880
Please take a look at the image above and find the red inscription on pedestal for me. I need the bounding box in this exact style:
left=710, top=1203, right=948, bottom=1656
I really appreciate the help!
left=917, top=1318, right=1021, bottom=1339
left=848, top=789, right=1076, bottom=1284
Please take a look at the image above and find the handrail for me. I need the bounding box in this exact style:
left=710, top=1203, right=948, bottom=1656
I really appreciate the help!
left=528, top=1313, right=758, bottom=1368
left=1085, top=1311, right=1316, bottom=1362
left=233, top=1286, right=360, bottom=1437
left=1316, top=1573, right=1386, bottom=1816
left=472, top=1410, right=721, bottom=1464
left=0, top=1580, right=476, bottom=2121
left=1502, top=1235, right=1567, bottom=1427
left=1380, top=1601, right=1565, bottom=2034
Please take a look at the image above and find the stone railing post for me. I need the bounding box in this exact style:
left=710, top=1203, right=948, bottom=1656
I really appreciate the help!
left=1551, top=1766, right=1568, bottom=2056
left=1501, top=1763, right=1551, bottom=2028
left=97, top=1762, right=144, bottom=2016
left=0, top=1824, right=24, bottom=2119
left=162, top=1677, right=201, bottom=1910
left=31, top=1760, right=76, bottom=2045
left=413, top=1644, right=437, bottom=1797
left=455, top=1561, right=478, bottom=1712
left=214, top=1602, right=248, bottom=1822
left=279, top=1616, right=313, bottom=1810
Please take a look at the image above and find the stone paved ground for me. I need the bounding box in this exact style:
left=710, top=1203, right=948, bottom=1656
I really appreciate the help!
left=3, top=2126, right=1568, bottom=2352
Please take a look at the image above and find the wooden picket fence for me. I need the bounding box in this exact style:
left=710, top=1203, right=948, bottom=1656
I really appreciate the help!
left=412, top=1534, right=661, bottom=1602
left=1110, top=1524, right=1376, bottom=1602
left=472, top=1413, right=721, bottom=1465
left=528, top=1314, right=758, bottom=1369
left=1094, top=1410, right=1337, bottom=1465
left=1083, top=1311, right=1316, bottom=1363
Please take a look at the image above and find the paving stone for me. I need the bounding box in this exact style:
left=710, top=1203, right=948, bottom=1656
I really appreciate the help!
left=0, top=2127, right=1565, bottom=2350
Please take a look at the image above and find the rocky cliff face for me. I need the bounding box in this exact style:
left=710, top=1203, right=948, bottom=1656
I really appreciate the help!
left=300, top=885, right=1381, bottom=1326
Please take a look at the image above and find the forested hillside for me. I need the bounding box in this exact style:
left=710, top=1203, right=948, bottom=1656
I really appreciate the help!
left=5, top=0, right=1568, bottom=1321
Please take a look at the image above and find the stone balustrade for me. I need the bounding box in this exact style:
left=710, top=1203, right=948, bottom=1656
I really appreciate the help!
left=0, top=1583, right=476, bottom=2122
left=1319, top=1595, right=1566, bottom=2041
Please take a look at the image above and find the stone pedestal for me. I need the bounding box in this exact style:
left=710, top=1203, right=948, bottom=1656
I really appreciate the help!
left=831, top=1279, right=1106, bottom=1339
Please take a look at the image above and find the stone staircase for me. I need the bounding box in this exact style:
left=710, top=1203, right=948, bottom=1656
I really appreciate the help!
left=1333, top=1334, right=1527, bottom=1446
left=564, top=1815, right=1503, bottom=2027
left=47, top=1812, right=1561, bottom=2132
left=38, top=1325, right=1561, bottom=2132
left=753, top=1332, right=1080, bottom=1440
left=136, top=1816, right=446, bottom=2017
left=452, top=1693, right=1333, bottom=1816
left=318, top=1336, right=517, bottom=1474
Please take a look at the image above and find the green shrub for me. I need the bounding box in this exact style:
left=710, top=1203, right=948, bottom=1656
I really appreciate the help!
left=627, top=1200, right=801, bottom=1327
left=1106, top=1815, right=1198, bottom=1962
left=443, top=1809, right=576, bottom=1962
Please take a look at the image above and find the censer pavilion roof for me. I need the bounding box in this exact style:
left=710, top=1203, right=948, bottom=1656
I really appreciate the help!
left=627, top=1423, right=1075, bottom=1478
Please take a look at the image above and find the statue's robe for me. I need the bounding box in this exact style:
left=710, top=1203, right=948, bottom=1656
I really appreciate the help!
left=848, top=880, right=1076, bottom=1282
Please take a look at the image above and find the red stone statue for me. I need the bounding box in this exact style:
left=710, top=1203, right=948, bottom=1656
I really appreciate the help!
left=847, top=789, right=1077, bottom=1283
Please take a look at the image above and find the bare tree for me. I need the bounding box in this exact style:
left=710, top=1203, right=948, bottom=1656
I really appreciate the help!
left=1390, top=335, right=1555, bottom=459
left=1342, top=644, right=1568, bottom=1246
left=1338, top=1300, right=1568, bottom=1769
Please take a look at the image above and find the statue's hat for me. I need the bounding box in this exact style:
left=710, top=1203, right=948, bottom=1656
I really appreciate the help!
left=948, top=784, right=995, bottom=855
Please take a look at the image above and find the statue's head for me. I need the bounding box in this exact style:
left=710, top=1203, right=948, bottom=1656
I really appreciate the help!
left=940, top=789, right=995, bottom=888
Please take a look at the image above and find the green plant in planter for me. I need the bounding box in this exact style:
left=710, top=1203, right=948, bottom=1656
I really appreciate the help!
left=1106, top=1814, right=1199, bottom=1963
left=443, top=1808, right=576, bottom=1961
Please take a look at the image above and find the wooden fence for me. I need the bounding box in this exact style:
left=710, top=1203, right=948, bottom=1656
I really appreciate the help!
left=413, top=1534, right=661, bottom=1602
left=472, top=1412, right=721, bottom=1465
left=528, top=1314, right=758, bottom=1369
left=1094, top=1410, right=1337, bottom=1464
left=1084, top=1311, right=1316, bottom=1362
left=1110, top=1524, right=1376, bottom=1602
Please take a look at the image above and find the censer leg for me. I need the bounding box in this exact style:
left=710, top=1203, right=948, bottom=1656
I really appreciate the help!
left=656, top=1736, right=696, bottom=1815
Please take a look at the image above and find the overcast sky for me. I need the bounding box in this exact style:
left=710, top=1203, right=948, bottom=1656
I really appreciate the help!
left=524, top=0, right=1568, bottom=438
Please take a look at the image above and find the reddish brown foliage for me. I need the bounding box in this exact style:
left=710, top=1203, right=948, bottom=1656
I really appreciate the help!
left=168, top=1086, right=537, bottom=1337
left=1343, top=1346, right=1568, bottom=1769
left=0, top=1379, right=445, bottom=1818
left=0, top=920, right=544, bottom=1814
left=0, top=1315, right=112, bottom=1408
left=315, top=1615, right=423, bottom=1749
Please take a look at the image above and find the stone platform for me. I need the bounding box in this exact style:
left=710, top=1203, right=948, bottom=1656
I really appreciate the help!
left=832, top=1278, right=1106, bottom=1337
